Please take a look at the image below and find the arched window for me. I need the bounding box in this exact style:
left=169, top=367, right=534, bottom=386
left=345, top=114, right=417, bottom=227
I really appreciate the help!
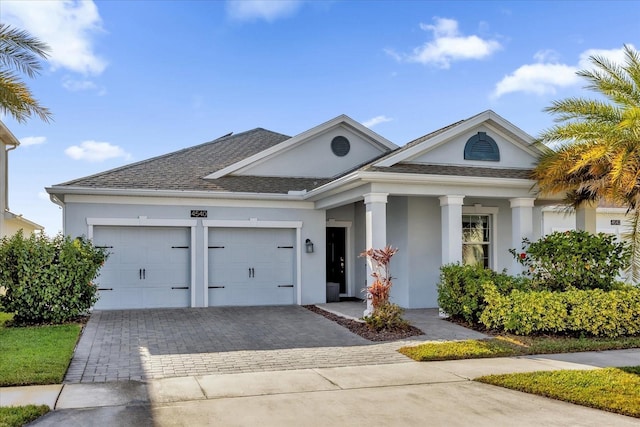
left=464, top=132, right=500, bottom=161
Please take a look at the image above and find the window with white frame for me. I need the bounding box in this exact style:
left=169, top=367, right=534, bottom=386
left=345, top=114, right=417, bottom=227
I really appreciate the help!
left=462, top=214, right=491, bottom=268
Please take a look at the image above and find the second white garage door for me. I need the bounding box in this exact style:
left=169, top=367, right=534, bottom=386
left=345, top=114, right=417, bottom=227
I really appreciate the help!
left=208, top=228, right=295, bottom=306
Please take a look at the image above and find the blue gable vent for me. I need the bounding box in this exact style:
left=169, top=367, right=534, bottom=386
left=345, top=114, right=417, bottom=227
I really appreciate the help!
left=464, top=132, right=500, bottom=161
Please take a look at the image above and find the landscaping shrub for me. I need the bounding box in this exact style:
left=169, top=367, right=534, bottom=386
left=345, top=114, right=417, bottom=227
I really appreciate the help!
left=0, top=231, right=108, bottom=325
left=481, top=282, right=640, bottom=337
left=437, top=263, right=530, bottom=324
left=363, top=301, right=410, bottom=332
left=510, top=230, right=630, bottom=291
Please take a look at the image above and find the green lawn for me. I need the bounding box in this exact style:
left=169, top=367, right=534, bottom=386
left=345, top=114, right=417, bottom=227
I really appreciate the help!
left=477, top=367, right=640, bottom=418
left=0, top=313, right=81, bottom=386
left=0, top=405, right=49, bottom=427
left=398, top=335, right=640, bottom=361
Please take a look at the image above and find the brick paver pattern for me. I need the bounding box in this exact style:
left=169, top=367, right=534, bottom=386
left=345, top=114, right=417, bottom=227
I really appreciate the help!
left=66, top=306, right=430, bottom=383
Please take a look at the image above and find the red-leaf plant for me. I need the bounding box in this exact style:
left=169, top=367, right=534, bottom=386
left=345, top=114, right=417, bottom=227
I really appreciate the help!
left=360, top=245, right=398, bottom=309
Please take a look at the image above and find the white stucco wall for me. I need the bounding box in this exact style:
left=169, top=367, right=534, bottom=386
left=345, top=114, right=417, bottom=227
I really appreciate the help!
left=409, top=125, right=538, bottom=169
left=542, top=207, right=629, bottom=237
left=62, top=198, right=328, bottom=307
left=238, top=126, right=388, bottom=178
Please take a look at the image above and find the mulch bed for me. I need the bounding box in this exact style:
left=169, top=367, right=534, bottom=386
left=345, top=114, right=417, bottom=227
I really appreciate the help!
left=304, top=305, right=424, bottom=342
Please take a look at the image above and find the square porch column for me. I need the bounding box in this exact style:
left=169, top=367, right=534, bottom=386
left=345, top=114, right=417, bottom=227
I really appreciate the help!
left=510, top=198, right=535, bottom=274
left=439, top=195, right=465, bottom=265
left=576, top=201, right=597, bottom=233
left=363, top=192, right=388, bottom=316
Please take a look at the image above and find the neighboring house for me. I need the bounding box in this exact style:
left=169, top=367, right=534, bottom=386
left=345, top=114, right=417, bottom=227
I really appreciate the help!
left=0, top=121, right=44, bottom=238
left=46, top=110, right=600, bottom=310
left=541, top=204, right=629, bottom=238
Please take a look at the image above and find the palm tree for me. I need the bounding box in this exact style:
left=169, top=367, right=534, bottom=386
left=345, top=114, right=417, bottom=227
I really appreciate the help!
left=0, top=22, right=52, bottom=123
left=532, top=44, right=640, bottom=281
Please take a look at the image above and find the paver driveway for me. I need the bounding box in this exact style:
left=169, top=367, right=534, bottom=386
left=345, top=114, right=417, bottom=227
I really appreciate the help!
left=66, top=306, right=416, bottom=383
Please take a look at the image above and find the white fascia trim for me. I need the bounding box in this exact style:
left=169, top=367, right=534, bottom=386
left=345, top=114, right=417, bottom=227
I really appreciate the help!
left=87, top=217, right=198, bottom=227
left=203, top=218, right=303, bottom=229
left=62, top=193, right=315, bottom=209
left=357, top=171, right=536, bottom=189
left=47, top=186, right=309, bottom=202
left=541, top=206, right=630, bottom=214
left=4, top=211, right=44, bottom=230
left=374, top=110, right=540, bottom=167
left=0, top=121, right=20, bottom=146
left=205, top=115, right=397, bottom=179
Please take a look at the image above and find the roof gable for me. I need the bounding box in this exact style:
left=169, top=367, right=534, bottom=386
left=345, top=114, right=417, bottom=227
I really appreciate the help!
left=206, top=115, right=397, bottom=179
left=373, top=110, right=542, bottom=169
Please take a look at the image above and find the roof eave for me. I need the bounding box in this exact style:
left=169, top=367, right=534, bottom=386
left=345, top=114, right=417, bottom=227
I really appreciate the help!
left=46, top=186, right=310, bottom=201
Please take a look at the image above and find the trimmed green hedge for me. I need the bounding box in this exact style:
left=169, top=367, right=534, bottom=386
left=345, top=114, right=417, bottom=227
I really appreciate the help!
left=0, top=232, right=108, bottom=325
left=481, top=282, right=640, bottom=337
left=437, top=263, right=530, bottom=324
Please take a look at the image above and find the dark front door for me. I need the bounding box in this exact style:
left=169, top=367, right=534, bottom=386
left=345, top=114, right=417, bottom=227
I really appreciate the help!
left=326, top=227, right=346, bottom=293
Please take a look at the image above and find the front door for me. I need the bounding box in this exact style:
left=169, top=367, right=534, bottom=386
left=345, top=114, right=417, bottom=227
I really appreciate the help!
left=326, top=227, right=346, bottom=294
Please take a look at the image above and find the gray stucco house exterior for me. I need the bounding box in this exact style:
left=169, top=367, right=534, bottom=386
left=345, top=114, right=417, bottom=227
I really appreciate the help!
left=48, top=110, right=596, bottom=310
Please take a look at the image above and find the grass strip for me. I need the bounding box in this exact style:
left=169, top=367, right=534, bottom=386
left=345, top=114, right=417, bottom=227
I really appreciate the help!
left=0, top=405, right=49, bottom=427
left=476, top=367, right=640, bottom=418
left=398, top=335, right=640, bottom=361
left=0, top=313, right=81, bottom=386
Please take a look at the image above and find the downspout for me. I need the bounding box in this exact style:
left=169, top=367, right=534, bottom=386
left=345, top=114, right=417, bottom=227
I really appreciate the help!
left=5, top=144, right=17, bottom=212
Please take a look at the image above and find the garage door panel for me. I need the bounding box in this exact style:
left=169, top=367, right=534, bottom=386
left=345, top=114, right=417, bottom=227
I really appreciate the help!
left=208, top=228, right=295, bottom=306
left=92, top=226, right=191, bottom=310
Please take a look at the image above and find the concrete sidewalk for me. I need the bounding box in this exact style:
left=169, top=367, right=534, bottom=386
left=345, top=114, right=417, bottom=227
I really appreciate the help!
left=2, top=348, right=639, bottom=426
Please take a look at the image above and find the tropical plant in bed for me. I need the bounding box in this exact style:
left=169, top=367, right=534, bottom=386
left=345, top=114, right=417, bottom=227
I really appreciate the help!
left=510, top=230, right=630, bottom=291
left=0, top=231, right=108, bottom=324
left=360, top=246, right=409, bottom=331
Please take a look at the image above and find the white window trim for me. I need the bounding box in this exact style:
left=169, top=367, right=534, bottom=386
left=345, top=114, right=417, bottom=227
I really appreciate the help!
left=462, top=206, right=499, bottom=270
left=86, top=217, right=199, bottom=308
left=326, top=219, right=353, bottom=297
left=202, top=218, right=304, bottom=306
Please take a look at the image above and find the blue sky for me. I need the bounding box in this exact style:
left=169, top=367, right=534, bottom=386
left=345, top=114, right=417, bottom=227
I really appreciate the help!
left=1, top=0, right=639, bottom=234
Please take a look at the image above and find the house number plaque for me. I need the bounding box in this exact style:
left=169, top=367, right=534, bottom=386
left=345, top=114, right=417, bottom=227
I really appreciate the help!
left=611, top=219, right=621, bottom=225
left=191, top=210, right=208, bottom=218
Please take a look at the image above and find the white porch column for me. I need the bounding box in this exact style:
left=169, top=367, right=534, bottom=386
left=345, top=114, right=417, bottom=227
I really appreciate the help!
left=363, top=192, right=388, bottom=316
left=576, top=201, right=597, bottom=233
left=510, top=198, right=535, bottom=274
left=439, top=195, right=465, bottom=265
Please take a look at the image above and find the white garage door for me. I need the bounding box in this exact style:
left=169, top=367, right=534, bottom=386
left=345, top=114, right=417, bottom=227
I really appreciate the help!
left=93, top=226, right=191, bottom=309
left=208, top=228, right=295, bottom=306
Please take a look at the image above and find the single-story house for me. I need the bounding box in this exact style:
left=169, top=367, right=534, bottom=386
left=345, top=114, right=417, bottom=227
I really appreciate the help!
left=0, top=121, right=44, bottom=237
left=46, top=110, right=601, bottom=310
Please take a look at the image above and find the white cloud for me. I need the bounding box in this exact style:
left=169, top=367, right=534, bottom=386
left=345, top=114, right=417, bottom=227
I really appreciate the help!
left=226, top=0, right=302, bottom=22
left=61, top=76, right=107, bottom=95
left=3, top=0, right=107, bottom=75
left=492, top=63, right=579, bottom=98
left=578, top=45, right=631, bottom=71
left=387, top=17, right=501, bottom=69
left=492, top=45, right=635, bottom=99
left=19, top=136, right=47, bottom=147
left=65, top=140, right=132, bottom=162
left=363, top=115, right=393, bottom=128
left=533, top=49, right=561, bottom=63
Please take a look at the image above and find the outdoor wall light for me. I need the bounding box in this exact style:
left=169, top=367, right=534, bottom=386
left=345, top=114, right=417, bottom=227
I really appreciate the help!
left=305, top=239, right=314, bottom=253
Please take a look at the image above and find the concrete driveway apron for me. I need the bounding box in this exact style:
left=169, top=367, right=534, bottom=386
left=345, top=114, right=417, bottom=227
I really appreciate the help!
left=66, top=306, right=417, bottom=383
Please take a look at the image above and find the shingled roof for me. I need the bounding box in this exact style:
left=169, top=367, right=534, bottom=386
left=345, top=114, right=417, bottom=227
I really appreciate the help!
left=56, top=128, right=331, bottom=194
left=53, top=113, right=536, bottom=196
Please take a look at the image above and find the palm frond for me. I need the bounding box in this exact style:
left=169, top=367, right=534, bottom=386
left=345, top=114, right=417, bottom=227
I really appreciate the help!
left=0, top=23, right=50, bottom=78
left=0, top=71, right=52, bottom=123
